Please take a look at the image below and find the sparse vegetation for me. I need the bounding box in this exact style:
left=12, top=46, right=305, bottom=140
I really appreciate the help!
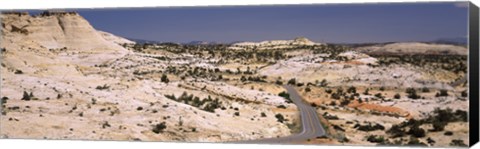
left=449, top=139, right=467, bottom=147
left=1, top=13, right=469, bottom=146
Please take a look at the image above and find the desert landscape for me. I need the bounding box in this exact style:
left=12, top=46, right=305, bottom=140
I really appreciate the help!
left=0, top=11, right=470, bottom=147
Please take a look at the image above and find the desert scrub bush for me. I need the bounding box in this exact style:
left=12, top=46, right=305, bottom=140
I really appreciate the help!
left=260, top=112, right=267, bottom=117
left=444, top=131, right=453, bottom=136
left=14, top=69, right=23, bottom=74
left=421, top=87, right=430, bottom=93
left=450, top=139, right=467, bottom=147
left=277, top=105, right=287, bottom=109
left=374, top=93, right=384, bottom=99
left=354, top=123, right=385, bottom=132
left=331, top=88, right=345, bottom=100
left=275, top=79, right=283, bottom=85
left=152, top=122, right=167, bottom=134
left=1, top=97, right=8, bottom=115
left=287, top=78, right=296, bottom=85
left=428, top=108, right=468, bottom=123
left=325, top=88, right=333, bottom=94
left=430, top=120, right=446, bottom=132
left=102, top=121, right=111, bottom=129
left=426, top=137, right=436, bottom=145
left=296, top=82, right=304, bottom=87
left=1, top=96, right=8, bottom=106
left=339, top=99, right=350, bottom=106
left=323, top=112, right=339, bottom=120
left=21, top=91, right=35, bottom=101
left=366, top=135, right=385, bottom=143
left=319, top=79, right=328, bottom=87
left=406, top=88, right=420, bottom=99
left=240, top=76, right=247, bottom=82
left=461, top=90, right=468, bottom=97
left=347, top=86, right=356, bottom=94
left=407, top=137, right=427, bottom=146
left=435, top=89, right=449, bottom=97
left=169, top=92, right=222, bottom=113
left=387, top=125, right=406, bottom=138
left=164, top=94, right=176, bottom=100
left=407, top=125, right=426, bottom=138
left=278, top=91, right=292, bottom=103
left=393, top=93, right=401, bottom=99
left=95, top=84, right=110, bottom=90
left=357, top=98, right=363, bottom=103
left=275, top=113, right=285, bottom=123
left=363, top=88, right=370, bottom=95
left=305, top=87, right=311, bottom=92
left=161, top=74, right=169, bottom=83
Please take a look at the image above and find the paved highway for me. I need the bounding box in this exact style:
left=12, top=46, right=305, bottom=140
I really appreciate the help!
left=237, top=85, right=326, bottom=144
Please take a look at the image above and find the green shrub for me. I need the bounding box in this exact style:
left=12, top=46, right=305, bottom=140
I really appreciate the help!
left=435, top=90, right=449, bottom=97
left=152, top=122, right=167, bottom=134
left=461, top=90, right=468, bottom=97
left=421, top=87, right=430, bottom=93
left=275, top=113, right=285, bottom=123
left=21, top=91, right=33, bottom=101
left=287, top=78, right=296, bottom=85
left=408, top=125, right=426, bottom=138
left=278, top=91, right=292, bottom=103
left=305, top=87, right=311, bottom=92
left=260, top=112, right=267, bottom=117
left=161, top=74, right=169, bottom=83
left=394, top=93, right=401, bottom=99
left=450, top=139, right=467, bottom=147
left=366, top=135, right=385, bottom=143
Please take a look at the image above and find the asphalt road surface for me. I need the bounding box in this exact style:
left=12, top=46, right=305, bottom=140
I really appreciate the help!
left=236, top=85, right=326, bottom=144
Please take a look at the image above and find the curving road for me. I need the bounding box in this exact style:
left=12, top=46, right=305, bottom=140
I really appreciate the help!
left=237, top=85, right=326, bottom=144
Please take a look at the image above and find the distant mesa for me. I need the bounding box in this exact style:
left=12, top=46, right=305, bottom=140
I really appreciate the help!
left=354, top=42, right=468, bottom=55
left=127, top=38, right=163, bottom=44
left=293, top=37, right=311, bottom=43
left=38, top=11, right=79, bottom=17
left=1, top=10, right=79, bottom=17
left=184, top=41, right=225, bottom=45
left=431, top=37, right=467, bottom=45
left=1, top=11, right=29, bottom=16
left=232, top=37, right=324, bottom=47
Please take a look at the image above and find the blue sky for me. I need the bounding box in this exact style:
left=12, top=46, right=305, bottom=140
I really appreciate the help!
left=72, top=2, right=468, bottom=43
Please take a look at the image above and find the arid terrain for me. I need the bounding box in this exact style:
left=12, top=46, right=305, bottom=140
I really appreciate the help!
left=0, top=11, right=470, bottom=147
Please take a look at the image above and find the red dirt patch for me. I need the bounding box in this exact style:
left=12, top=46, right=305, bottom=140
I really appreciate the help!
left=348, top=101, right=411, bottom=119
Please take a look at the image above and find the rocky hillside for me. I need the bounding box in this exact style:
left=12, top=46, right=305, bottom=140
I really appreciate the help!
left=1, top=11, right=129, bottom=52
left=0, top=11, right=294, bottom=142
left=98, top=31, right=135, bottom=45
left=1, top=11, right=131, bottom=65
